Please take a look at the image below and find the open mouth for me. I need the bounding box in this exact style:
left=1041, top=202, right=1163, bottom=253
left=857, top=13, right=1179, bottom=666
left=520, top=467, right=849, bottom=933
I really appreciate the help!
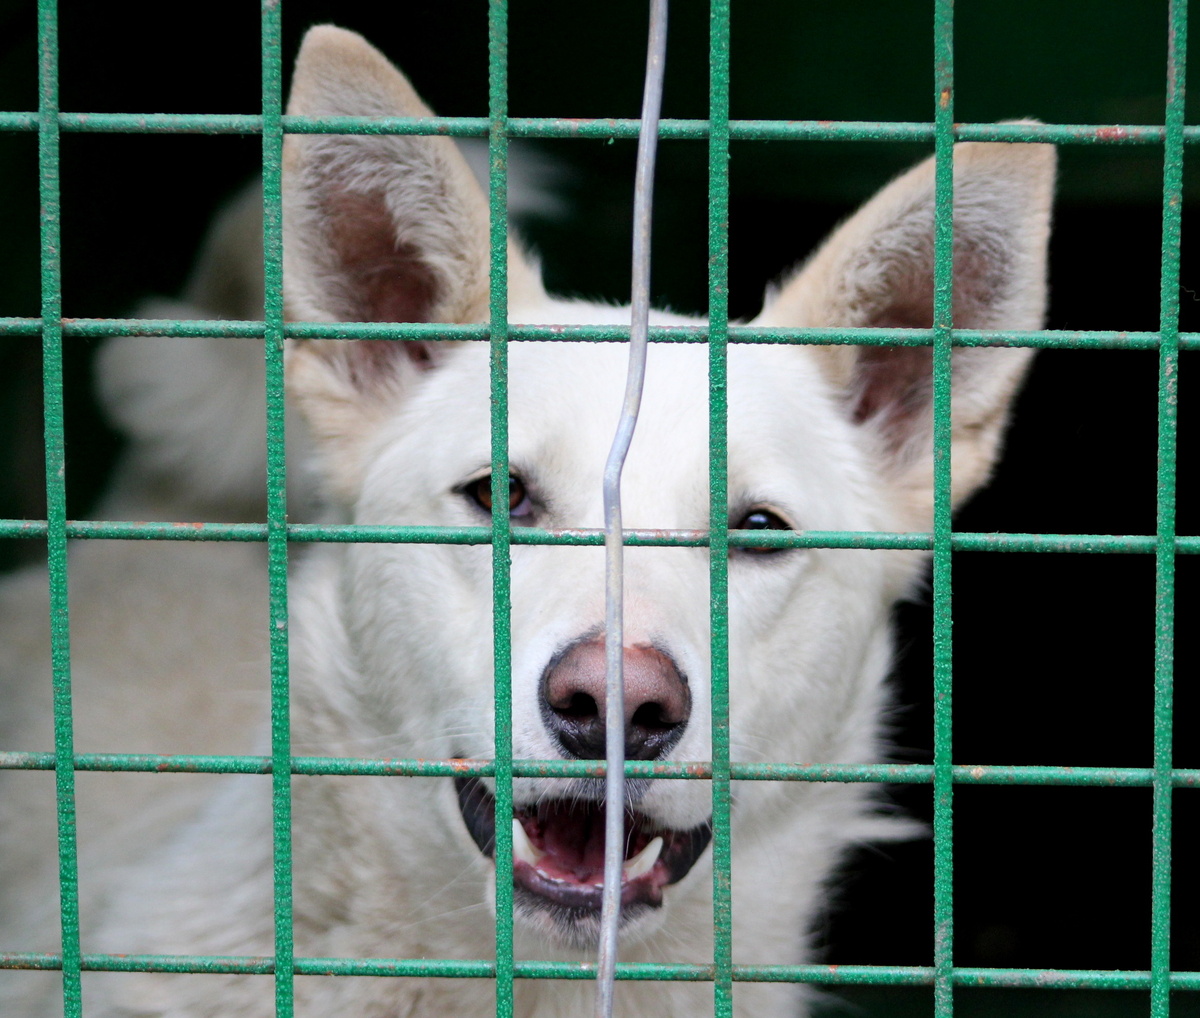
left=455, top=776, right=712, bottom=914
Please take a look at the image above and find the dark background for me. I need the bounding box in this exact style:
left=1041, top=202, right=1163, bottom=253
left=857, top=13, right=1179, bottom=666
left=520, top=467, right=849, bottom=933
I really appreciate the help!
left=0, top=2, right=1196, bottom=1015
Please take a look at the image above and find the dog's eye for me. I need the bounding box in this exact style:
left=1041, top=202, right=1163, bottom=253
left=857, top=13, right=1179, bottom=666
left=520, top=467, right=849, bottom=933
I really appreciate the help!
left=464, top=474, right=534, bottom=521
left=731, top=507, right=792, bottom=555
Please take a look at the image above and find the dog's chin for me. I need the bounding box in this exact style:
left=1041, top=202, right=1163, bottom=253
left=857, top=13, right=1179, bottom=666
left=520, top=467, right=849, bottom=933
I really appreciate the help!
left=455, top=776, right=712, bottom=949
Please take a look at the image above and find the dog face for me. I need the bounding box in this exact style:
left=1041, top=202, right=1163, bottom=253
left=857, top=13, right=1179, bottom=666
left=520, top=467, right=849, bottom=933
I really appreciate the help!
left=282, top=26, right=1054, bottom=951
left=330, top=335, right=903, bottom=949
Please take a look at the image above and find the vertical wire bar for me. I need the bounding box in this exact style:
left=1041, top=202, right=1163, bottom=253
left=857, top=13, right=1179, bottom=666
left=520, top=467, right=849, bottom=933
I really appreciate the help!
left=708, top=1, right=734, bottom=1015
left=487, top=4, right=515, bottom=1017
left=1151, top=2, right=1185, bottom=1015
left=260, top=3, right=294, bottom=1014
left=37, top=2, right=82, bottom=1014
left=595, top=5, right=668, bottom=1016
left=931, top=1, right=956, bottom=1016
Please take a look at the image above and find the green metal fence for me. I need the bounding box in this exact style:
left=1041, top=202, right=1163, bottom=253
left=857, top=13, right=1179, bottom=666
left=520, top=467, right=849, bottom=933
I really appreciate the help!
left=0, top=1, right=1197, bottom=1017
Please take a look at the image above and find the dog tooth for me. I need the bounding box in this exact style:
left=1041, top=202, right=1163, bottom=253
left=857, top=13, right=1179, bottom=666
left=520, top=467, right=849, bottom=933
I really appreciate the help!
left=511, top=819, right=545, bottom=867
left=622, top=836, right=664, bottom=882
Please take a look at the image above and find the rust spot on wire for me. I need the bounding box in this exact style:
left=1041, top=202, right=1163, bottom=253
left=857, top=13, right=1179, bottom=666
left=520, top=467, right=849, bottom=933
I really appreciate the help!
left=558, top=117, right=622, bottom=138
left=0, top=953, right=61, bottom=971
left=628, top=527, right=707, bottom=544
left=1095, top=125, right=1129, bottom=142
left=664, top=762, right=712, bottom=778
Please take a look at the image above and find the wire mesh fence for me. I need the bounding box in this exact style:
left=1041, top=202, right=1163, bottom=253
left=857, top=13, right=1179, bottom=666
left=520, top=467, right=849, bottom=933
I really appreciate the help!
left=0, top=2, right=1197, bottom=1017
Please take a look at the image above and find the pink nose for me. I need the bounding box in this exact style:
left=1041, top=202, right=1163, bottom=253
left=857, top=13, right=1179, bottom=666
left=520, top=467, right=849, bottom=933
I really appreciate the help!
left=540, top=638, right=690, bottom=760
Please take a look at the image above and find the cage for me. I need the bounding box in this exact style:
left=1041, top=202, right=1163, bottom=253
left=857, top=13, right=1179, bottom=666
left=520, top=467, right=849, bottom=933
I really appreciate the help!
left=0, top=2, right=1196, bottom=1017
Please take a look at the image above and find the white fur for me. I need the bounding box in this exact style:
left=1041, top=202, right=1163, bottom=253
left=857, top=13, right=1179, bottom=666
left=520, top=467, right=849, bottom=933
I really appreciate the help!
left=0, top=25, right=1055, bottom=1018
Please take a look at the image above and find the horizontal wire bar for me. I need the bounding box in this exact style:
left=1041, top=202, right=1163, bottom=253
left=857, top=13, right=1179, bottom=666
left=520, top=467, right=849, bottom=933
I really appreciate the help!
left=1, top=113, right=1199, bottom=146
left=2, top=752, right=1197, bottom=787
left=1, top=953, right=1197, bottom=990
left=2, top=317, right=1199, bottom=352
left=2, top=519, right=1198, bottom=555
left=737, top=966, right=1200, bottom=991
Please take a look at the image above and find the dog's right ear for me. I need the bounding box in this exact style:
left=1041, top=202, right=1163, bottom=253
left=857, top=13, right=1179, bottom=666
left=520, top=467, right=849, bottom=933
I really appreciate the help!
left=283, top=25, right=492, bottom=498
left=755, top=137, right=1055, bottom=530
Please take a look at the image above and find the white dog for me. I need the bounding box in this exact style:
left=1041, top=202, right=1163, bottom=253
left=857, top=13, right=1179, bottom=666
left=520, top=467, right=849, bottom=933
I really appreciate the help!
left=0, top=25, right=1054, bottom=1018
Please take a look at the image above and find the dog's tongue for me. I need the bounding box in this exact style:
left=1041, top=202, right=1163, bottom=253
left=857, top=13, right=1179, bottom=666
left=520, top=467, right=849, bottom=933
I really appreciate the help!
left=534, top=806, right=609, bottom=884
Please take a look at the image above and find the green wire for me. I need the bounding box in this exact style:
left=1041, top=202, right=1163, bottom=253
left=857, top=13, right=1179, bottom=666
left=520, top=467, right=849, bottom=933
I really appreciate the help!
left=36, top=1, right=83, bottom=1014
left=487, top=4, right=515, bottom=1017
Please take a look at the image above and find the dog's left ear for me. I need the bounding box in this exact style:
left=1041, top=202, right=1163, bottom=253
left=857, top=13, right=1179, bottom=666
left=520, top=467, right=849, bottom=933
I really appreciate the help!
left=282, top=25, right=496, bottom=497
left=284, top=24, right=492, bottom=329
left=755, top=136, right=1055, bottom=527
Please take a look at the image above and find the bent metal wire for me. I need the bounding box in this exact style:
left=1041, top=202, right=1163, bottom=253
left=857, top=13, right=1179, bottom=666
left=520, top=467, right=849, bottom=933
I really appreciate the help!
left=0, top=1, right=1194, bottom=1018
left=596, top=2, right=668, bottom=1017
